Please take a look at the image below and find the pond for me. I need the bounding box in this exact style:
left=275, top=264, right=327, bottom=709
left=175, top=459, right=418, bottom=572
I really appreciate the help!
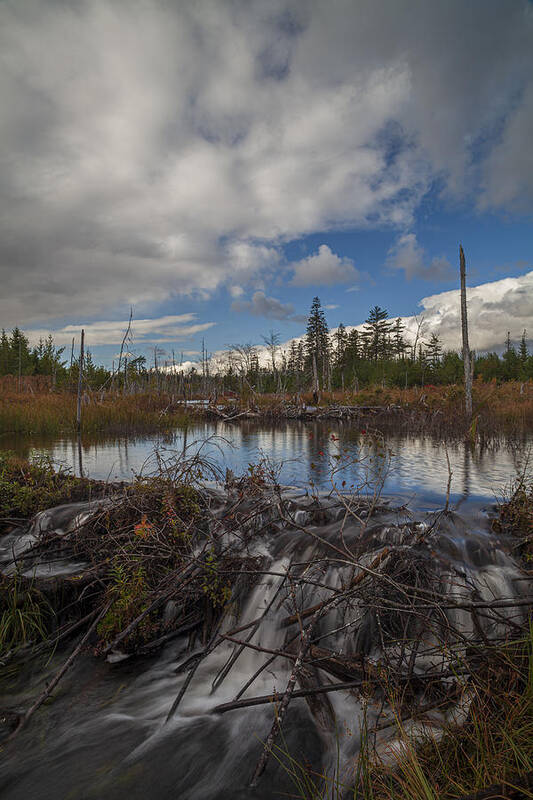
left=2, top=419, right=531, bottom=507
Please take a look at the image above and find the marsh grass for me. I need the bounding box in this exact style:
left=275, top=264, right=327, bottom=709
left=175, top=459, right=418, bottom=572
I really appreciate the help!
left=0, top=390, right=191, bottom=437
left=0, top=574, right=52, bottom=659
left=371, top=633, right=533, bottom=800
left=276, top=633, right=533, bottom=799
left=492, top=462, right=533, bottom=569
left=2, top=382, right=532, bottom=439
left=217, top=381, right=533, bottom=436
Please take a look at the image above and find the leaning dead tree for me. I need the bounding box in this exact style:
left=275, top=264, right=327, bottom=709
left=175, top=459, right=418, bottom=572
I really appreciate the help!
left=460, top=244, right=472, bottom=419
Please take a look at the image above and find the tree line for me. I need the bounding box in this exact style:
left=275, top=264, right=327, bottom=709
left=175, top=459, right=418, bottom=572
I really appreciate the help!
left=221, top=298, right=532, bottom=394
left=1, top=299, right=532, bottom=395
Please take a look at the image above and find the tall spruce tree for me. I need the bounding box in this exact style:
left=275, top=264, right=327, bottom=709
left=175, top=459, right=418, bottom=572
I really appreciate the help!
left=333, top=323, right=347, bottom=367
left=363, top=306, right=392, bottom=361
left=305, top=297, right=329, bottom=391
left=392, top=318, right=408, bottom=360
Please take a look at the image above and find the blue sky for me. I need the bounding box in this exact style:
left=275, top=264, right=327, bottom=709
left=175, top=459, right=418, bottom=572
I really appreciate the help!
left=0, top=1, right=532, bottom=367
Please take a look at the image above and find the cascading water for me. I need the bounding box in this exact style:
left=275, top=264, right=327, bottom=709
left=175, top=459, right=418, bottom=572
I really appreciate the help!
left=0, top=482, right=530, bottom=800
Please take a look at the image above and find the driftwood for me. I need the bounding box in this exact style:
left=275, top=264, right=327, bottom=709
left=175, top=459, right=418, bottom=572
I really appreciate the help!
left=213, top=668, right=469, bottom=715
left=213, top=681, right=365, bottom=714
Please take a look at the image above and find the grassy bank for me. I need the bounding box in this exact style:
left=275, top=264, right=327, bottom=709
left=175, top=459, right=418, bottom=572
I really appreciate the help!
left=246, top=381, right=533, bottom=432
left=0, top=390, right=192, bottom=437
left=279, top=634, right=533, bottom=800
left=0, top=451, right=104, bottom=521
left=1, top=382, right=532, bottom=438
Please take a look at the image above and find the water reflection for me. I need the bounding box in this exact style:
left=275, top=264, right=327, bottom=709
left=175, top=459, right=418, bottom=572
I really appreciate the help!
left=1, top=421, right=531, bottom=506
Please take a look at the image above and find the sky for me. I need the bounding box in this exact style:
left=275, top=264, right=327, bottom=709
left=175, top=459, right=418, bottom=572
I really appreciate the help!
left=1, top=0, right=532, bottom=368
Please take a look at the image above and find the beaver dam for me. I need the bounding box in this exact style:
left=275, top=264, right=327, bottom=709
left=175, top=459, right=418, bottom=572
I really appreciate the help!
left=0, top=436, right=532, bottom=799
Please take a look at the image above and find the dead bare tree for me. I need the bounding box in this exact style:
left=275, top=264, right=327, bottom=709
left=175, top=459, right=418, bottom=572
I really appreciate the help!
left=117, top=306, right=133, bottom=384
left=460, top=244, right=473, bottom=419
left=76, top=329, right=84, bottom=432
left=261, top=329, right=280, bottom=391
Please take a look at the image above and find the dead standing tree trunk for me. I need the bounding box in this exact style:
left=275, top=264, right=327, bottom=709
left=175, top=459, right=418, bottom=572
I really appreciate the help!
left=312, top=351, right=319, bottom=405
left=76, top=329, right=85, bottom=433
left=460, top=245, right=472, bottom=420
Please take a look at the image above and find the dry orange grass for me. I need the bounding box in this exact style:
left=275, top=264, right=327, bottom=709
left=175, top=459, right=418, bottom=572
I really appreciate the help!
left=229, top=381, right=533, bottom=434
left=1, top=381, right=532, bottom=437
left=0, top=390, right=190, bottom=436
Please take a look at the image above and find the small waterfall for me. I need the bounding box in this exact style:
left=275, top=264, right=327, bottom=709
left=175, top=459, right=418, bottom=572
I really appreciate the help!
left=0, top=488, right=530, bottom=800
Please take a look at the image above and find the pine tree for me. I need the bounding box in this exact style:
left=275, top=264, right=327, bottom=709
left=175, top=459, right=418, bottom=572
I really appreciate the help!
left=9, top=327, right=32, bottom=375
left=333, top=323, right=347, bottom=367
left=0, top=330, right=9, bottom=375
left=287, top=340, right=299, bottom=376
left=425, top=333, right=442, bottom=369
left=392, top=318, right=408, bottom=360
left=305, top=297, right=329, bottom=390
left=363, top=306, right=392, bottom=361
left=345, top=329, right=360, bottom=362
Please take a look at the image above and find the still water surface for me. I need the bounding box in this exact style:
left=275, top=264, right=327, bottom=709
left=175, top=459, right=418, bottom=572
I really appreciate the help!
left=3, top=419, right=531, bottom=506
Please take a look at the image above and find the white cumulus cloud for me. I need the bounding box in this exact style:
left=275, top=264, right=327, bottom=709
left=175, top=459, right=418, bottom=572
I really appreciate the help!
left=290, top=245, right=360, bottom=287
left=25, top=315, right=216, bottom=347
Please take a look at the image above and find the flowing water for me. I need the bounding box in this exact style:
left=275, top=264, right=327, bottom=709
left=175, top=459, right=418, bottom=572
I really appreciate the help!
left=0, top=422, right=532, bottom=799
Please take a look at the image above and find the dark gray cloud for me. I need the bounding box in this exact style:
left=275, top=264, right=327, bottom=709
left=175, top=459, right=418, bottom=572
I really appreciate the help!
left=231, top=291, right=304, bottom=321
left=1, top=1, right=532, bottom=327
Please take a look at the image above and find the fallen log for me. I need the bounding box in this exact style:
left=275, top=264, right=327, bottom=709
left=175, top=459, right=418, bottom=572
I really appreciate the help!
left=213, top=680, right=367, bottom=714
left=213, top=668, right=470, bottom=715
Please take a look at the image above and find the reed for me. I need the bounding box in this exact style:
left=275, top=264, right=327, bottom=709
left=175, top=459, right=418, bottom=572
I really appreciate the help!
left=371, top=633, right=533, bottom=800
left=0, top=575, right=52, bottom=658
left=0, top=390, right=192, bottom=437
left=275, top=632, right=533, bottom=800
left=1, top=382, right=532, bottom=438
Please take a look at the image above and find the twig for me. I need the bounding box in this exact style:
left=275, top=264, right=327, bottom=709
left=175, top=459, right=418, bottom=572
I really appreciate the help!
left=249, top=607, right=321, bottom=787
